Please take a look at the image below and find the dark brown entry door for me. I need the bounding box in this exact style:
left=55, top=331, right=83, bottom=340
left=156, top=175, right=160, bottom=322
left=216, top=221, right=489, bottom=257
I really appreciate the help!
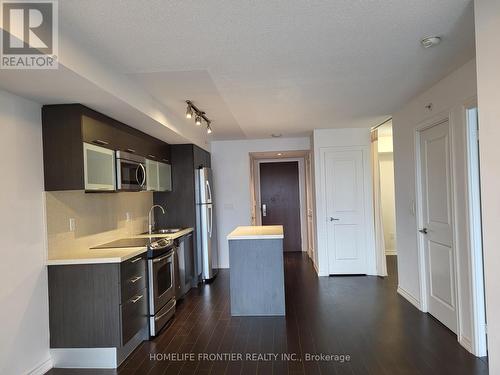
left=259, top=161, right=301, bottom=252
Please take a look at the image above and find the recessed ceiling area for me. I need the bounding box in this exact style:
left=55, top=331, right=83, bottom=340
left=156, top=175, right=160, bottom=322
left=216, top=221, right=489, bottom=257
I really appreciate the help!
left=129, top=70, right=246, bottom=140
left=0, top=0, right=475, bottom=143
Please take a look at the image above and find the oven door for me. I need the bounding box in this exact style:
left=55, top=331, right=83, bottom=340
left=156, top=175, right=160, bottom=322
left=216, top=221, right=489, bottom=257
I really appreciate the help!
left=117, top=158, right=146, bottom=191
left=148, top=251, right=175, bottom=314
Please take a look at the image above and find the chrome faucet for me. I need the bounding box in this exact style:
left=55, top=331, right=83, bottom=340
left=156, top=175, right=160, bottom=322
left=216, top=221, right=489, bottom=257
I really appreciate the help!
left=148, top=204, right=166, bottom=235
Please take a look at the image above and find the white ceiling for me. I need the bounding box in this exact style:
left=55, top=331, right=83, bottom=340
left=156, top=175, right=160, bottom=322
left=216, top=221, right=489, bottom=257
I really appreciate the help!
left=1, top=0, right=475, bottom=142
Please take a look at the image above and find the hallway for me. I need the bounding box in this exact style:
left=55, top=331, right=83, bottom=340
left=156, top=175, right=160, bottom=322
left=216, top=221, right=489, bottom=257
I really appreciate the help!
left=48, top=253, right=488, bottom=375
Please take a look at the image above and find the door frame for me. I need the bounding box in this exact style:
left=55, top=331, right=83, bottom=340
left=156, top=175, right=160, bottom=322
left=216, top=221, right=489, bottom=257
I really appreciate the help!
left=414, top=116, right=459, bottom=333
left=464, top=99, right=487, bottom=357
left=249, top=151, right=315, bottom=258
left=414, top=104, right=487, bottom=356
left=318, top=145, right=376, bottom=276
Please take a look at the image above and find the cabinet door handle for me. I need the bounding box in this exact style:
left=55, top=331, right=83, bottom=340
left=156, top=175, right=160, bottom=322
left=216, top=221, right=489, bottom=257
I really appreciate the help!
left=162, top=159, right=169, bottom=163
left=125, top=148, right=136, bottom=153
left=130, top=257, right=142, bottom=263
left=148, top=154, right=156, bottom=159
left=130, top=276, right=142, bottom=283
left=130, top=294, right=143, bottom=304
left=93, top=139, right=109, bottom=146
left=329, top=217, right=340, bottom=221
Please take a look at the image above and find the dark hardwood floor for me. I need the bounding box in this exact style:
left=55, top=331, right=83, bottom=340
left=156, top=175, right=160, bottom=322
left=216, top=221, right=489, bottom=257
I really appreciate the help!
left=48, top=254, right=488, bottom=375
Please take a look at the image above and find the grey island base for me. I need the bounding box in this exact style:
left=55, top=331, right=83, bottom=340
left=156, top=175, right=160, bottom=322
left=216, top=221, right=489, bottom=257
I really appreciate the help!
left=227, top=225, right=285, bottom=316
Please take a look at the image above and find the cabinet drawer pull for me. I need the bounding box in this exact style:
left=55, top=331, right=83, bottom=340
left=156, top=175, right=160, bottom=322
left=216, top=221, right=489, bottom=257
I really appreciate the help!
left=162, top=159, right=169, bottom=163
left=148, top=154, right=156, bottom=159
left=92, top=139, right=109, bottom=146
left=130, top=257, right=142, bottom=264
left=125, top=148, right=136, bottom=153
left=130, top=294, right=143, bottom=304
left=130, top=276, right=142, bottom=283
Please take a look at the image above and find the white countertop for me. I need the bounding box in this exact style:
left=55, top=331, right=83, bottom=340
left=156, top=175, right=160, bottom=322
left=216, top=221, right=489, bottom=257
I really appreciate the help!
left=47, top=227, right=194, bottom=266
left=227, top=225, right=284, bottom=240
left=46, top=247, right=148, bottom=266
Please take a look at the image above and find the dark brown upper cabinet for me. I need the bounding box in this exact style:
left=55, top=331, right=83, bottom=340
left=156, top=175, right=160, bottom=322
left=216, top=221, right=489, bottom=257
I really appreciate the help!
left=42, top=104, right=171, bottom=191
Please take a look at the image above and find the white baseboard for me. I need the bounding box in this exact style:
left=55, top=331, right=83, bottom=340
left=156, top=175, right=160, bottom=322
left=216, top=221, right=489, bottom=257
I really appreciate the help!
left=312, top=259, right=319, bottom=275
left=459, top=335, right=473, bottom=354
left=28, top=358, right=53, bottom=375
left=397, top=286, right=422, bottom=310
left=51, top=348, right=117, bottom=368
left=385, top=249, right=397, bottom=256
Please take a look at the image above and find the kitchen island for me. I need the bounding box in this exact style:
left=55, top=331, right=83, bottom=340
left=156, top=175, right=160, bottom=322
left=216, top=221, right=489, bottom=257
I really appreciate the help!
left=227, top=225, right=285, bottom=316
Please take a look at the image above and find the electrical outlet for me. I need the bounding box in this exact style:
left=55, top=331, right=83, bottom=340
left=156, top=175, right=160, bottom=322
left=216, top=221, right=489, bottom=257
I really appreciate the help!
left=69, top=218, right=76, bottom=232
left=126, top=212, right=132, bottom=222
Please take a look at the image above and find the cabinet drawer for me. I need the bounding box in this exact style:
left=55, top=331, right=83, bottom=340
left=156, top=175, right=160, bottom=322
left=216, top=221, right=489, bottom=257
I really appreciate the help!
left=121, top=288, right=148, bottom=346
left=121, top=254, right=146, bottom=303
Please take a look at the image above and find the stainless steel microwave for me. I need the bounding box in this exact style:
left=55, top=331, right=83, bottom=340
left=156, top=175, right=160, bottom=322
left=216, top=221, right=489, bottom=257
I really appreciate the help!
left=116, top=150, right=147, bottom=191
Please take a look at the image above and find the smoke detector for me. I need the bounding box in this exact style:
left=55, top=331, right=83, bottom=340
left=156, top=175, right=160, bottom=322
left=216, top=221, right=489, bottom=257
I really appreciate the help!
left=421, top=36, right=441, bottom=48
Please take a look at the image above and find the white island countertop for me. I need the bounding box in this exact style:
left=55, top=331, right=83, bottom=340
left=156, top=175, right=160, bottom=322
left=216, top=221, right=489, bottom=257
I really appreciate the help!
left=227, top=225, right=284, bottom=240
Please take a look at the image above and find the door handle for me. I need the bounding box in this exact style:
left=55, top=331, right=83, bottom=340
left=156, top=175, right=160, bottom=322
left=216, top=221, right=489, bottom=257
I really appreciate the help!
left=262, top=204, right=267, bottom=217
left=329, top=217, right=339, bottom=221
left=206, top=180, right=212, bottom=202
left=419, top=228, right=428, bottom=234
left=139, top=163, right=146, bottom=187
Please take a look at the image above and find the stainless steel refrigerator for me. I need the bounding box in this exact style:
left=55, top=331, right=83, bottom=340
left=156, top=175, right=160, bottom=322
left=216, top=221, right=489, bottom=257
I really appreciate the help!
left=195, top=167, right=218, bottom=281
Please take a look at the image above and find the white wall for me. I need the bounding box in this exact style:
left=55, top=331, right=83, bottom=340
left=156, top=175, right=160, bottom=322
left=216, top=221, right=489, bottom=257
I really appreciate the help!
left=312, top=128, right=376, bottom=276
left=392, top=59, right=477, bottom=352
left=210, top=137, right=311, bottom=268
left=474, top=0, right=500, bottom=370
left=0, top=91, right=51, bottom=374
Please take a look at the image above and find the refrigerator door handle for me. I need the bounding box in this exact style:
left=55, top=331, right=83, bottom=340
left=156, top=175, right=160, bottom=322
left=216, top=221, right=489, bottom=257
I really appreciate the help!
left=208, top=205, right=213, bottom=238
left=206, top=180, right=212, bottom=203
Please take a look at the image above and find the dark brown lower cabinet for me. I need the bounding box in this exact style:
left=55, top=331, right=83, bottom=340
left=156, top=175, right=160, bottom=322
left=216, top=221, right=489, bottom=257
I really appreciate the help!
left=48, top=254, right=148, bottom=362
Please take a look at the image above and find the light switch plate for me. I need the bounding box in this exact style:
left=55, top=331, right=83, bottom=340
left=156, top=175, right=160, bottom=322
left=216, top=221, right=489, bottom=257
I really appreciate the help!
left=69, top=218, right=76, bottom=232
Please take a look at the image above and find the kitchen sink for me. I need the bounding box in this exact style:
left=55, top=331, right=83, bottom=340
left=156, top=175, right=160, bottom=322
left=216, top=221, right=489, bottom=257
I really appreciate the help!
left=143, top=228, right=184, bottom=235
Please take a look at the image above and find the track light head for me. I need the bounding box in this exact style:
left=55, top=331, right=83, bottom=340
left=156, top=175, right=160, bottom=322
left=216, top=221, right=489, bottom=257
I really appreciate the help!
left=195, top=116, right=202, bottom=126
left=207, top=122, right=212, bottom=134
left=186, top=104, right=193, bottom=119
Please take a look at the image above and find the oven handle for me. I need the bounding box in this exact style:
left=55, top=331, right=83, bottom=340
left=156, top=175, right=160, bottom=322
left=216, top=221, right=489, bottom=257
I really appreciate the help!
left=155, top=300, right=176, bottom=321
left=153, top=253, right=173, bottom=263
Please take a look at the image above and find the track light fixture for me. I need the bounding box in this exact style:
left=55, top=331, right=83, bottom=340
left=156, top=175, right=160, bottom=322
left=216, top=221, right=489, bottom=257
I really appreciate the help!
left=185, top=100, right=213, bottom=134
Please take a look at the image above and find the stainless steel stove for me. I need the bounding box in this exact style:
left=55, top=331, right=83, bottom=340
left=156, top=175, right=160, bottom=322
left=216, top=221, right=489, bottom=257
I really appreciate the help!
left=92, top=236, right=177, bottom=337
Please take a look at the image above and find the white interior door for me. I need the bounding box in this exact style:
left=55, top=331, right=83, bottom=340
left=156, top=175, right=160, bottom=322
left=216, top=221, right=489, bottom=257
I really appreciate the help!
left=419, top=120, right=457, bottom=333
left=324, top=149, right=367, bottom=274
